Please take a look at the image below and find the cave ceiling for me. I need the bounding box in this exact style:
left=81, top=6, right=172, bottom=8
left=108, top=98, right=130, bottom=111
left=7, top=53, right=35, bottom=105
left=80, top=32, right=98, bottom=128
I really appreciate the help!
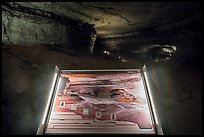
left=16, top=2, right=202, bottom=38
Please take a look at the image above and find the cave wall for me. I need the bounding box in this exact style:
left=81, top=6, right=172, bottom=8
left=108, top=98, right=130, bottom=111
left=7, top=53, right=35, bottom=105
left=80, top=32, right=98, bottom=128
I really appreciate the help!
left=2, top=10, right=70, bottom=45
left=2, top=2, right=95, bottom=49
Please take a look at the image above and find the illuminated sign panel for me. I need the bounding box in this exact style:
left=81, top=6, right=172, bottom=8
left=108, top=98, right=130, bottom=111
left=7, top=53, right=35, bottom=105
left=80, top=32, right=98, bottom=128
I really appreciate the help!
left=37, top=66, right=163, bottom=135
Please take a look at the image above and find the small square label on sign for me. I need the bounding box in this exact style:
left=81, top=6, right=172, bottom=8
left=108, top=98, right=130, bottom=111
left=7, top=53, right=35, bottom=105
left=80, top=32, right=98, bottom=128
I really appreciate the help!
left=83, top=109, right=89, bottom=115
left=111, top=113, right=116, bottom=120
left=71, top=104, right=77, bottom=110
left=59, top=101, right=65, bottom=107
left=95, top=112, right=102, bottom=118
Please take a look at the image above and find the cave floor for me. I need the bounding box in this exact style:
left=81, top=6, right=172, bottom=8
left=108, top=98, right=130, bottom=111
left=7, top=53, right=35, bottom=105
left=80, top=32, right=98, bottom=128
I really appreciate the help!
left=2, top=44, right=202, bottom=135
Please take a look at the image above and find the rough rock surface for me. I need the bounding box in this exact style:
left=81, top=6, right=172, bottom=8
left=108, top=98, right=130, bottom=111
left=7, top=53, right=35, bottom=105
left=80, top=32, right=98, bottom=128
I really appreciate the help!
left=2, top=2, right=96, bottom=50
